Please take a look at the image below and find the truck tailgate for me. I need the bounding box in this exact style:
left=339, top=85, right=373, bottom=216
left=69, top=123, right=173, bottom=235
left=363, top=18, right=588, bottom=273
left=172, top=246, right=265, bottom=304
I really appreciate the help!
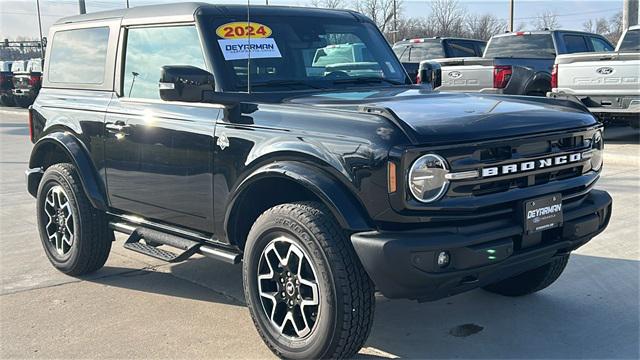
left=555, top=52, right=640, bottom=96
left=439, top=64, right=494, bottom=91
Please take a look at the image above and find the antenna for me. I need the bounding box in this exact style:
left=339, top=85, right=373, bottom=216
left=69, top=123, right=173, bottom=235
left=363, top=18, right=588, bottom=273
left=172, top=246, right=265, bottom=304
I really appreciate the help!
left=246, top=0, right=251, bottom=94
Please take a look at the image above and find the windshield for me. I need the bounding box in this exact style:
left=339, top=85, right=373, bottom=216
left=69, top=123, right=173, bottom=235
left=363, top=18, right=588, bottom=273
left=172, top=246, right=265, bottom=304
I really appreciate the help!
left=207, top=16, right=407, bottom=91
left=618, top=29, right=640, bottom=52
left=484, top=34, right=556, bottom=59
left=393, top=41, right=445, bottom=62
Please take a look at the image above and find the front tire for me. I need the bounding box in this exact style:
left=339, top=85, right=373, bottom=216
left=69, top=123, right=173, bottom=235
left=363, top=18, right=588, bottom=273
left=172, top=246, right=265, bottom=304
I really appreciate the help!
left=243, top=202, right=375, bottom=359
left=36, top=163, right=112, bottom=276
left=482, top=255, right=569, bottom=297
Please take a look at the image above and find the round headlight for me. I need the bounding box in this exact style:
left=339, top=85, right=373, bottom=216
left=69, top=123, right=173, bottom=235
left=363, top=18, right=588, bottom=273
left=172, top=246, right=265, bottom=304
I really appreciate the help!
left=408, top=154, right=449, bottom=203
left=591, top=130, right=604, bottom=171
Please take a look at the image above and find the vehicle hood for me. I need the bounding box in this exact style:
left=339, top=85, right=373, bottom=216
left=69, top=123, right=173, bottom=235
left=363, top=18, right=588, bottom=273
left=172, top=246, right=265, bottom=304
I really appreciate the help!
left=286, top=88, right=596, bottom=145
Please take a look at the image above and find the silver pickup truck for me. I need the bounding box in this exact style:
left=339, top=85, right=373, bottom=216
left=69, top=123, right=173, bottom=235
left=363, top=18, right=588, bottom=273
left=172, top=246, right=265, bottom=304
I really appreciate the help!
left=549, top=26, right=640, bottom=128
left=435, top=30, right=614, bottom=96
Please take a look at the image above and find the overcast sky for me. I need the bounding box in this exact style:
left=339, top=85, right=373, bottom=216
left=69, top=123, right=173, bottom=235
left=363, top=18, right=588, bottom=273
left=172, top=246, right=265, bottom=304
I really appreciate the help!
left=0, top=0, right=626, bottom=40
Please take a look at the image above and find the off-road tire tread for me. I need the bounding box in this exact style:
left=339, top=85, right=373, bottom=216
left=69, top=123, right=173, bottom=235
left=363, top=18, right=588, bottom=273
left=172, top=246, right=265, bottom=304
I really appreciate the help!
left=245, top=201, right=375, bottom=359
left=483, top=255, right=569, bottom=297
left=38, top=163, right=111, bottom=275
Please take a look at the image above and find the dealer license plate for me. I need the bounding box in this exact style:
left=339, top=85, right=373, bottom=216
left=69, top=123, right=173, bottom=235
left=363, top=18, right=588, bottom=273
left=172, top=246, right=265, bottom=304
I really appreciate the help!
left=524, top=194, right=563, bottom=234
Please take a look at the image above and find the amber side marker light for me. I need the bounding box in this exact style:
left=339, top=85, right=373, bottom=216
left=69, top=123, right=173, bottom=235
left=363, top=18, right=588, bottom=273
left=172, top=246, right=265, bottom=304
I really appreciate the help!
left=388, top=161, right=397, bottom=193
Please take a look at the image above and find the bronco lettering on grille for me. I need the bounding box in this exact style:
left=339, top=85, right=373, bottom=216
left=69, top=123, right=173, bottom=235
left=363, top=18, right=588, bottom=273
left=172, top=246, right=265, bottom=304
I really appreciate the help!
left=482, top=152, right=583, bottom=178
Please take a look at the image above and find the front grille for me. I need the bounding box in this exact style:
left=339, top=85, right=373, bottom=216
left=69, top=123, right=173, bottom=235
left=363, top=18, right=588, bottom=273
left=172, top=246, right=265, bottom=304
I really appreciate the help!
left=445, top=130, right=595, bottom=199
left=449, top=165, right=585, bottom=197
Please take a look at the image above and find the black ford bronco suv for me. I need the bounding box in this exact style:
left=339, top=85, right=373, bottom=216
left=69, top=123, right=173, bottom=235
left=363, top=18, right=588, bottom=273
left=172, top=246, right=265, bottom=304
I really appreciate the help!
left=26, top=3, right=612, bottom=359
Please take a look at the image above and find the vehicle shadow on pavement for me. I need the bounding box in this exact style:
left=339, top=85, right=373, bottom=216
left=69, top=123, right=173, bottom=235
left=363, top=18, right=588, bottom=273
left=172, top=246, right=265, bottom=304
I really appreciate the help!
left=88, top=253, right=638, bottom=359
left=87, top=264, right=244, bottom=306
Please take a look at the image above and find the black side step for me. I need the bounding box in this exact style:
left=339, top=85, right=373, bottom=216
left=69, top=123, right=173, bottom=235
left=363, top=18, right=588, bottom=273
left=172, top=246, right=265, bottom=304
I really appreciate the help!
left=123, top=228, right=200, bottom=263
left=110, top=222, right=242, bottom=264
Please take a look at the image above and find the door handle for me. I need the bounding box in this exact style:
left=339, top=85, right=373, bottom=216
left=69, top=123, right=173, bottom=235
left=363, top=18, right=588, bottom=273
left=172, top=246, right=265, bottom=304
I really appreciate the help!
left=106, top=121, right=130, bottom=134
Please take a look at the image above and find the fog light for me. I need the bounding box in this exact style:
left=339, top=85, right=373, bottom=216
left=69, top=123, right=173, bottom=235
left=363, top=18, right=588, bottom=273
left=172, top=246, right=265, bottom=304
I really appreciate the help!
left=437, top=251, right=450, bottom=268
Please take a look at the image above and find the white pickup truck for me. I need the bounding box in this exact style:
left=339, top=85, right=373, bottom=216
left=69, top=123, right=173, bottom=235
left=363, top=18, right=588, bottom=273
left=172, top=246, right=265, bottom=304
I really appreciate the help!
left=549, top=25, right=640, bottom=128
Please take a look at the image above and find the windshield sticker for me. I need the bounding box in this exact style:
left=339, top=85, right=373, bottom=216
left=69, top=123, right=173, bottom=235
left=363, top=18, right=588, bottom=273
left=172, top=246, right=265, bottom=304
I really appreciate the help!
left=216, top=22, right=272, bottom=39
left=218, top=38, right=282, bottom=61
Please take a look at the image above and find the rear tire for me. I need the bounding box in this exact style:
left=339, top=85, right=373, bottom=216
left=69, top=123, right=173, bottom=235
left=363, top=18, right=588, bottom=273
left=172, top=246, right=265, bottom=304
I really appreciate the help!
left=243, top=201, right=375, bottom=359
left=36, top=163, right=112, bottom=276
left=482, top=255, right=569, bottom=297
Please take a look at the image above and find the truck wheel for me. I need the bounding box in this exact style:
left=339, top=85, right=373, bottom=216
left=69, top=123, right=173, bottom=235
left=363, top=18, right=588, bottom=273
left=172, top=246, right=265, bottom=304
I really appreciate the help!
left=243, top=201, right=375, bottom=359
left=36, top=163, right=112, bottom=276
left=482, top=255, right=569, bottom=297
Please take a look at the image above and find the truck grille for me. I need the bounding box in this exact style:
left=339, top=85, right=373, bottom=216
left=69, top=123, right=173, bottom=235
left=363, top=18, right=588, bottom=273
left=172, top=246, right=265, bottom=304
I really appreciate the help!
left=444, top=130, right=594, bottom=199
left=396, top=127, right=601, bottom=225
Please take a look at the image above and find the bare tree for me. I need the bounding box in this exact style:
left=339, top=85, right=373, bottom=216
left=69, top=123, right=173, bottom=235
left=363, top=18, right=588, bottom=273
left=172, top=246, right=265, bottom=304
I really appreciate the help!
left=309, top=0, right=343, bottom=9
left=582, top=11, right=624, bottom=44
left=354, top=0, right=401, bottom=34
left=466, top=14, right=506, bottom=40
left=429, top=0, right=467, bottom=37
left=395, top=17, right=435, bottom=40
left=532, top=10, right=560, bottom=30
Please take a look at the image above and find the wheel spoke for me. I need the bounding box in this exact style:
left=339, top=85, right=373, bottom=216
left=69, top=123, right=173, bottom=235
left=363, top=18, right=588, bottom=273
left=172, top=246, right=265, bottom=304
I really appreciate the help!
left=257, top=236, right=321, bottom=340
left=42, top=185, right=75, bottom=257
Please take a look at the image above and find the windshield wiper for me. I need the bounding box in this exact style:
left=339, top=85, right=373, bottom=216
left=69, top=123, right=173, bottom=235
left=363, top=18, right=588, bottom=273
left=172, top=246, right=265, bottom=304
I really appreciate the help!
left=249, top=80, right=325, bottom=90
left=331, top=77, right=405, bottom=86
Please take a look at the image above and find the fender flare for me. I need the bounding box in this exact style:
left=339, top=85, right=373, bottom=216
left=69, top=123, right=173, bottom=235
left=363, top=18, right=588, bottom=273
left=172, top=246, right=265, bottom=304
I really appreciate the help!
left=224, top=161, right=373, bottom=241
left=29, top=132, right=109, bottom=211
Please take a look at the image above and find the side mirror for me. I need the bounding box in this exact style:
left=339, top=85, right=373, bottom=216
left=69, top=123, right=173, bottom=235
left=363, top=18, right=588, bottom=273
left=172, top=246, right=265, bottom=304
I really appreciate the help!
left=417, top=60, right=442, bottom=89
left=159, top=65, right=214, bottom=102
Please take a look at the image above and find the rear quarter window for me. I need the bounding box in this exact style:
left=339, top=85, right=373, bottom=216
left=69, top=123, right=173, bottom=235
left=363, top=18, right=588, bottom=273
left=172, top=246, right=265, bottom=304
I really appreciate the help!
left=563, top=35, right=589, bottom=53
left=48, top=27, right=110, bottom=84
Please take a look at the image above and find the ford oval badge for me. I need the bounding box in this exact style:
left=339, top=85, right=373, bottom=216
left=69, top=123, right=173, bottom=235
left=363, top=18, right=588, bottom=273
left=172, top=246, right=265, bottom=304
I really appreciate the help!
left=448, top=71, right=462, bottom=79
left=596, top=67, right=614, bottom=75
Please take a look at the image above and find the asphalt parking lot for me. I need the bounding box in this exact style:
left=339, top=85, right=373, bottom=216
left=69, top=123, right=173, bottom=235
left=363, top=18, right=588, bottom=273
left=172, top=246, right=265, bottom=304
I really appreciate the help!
left=0, top=107, right=638, bottom=359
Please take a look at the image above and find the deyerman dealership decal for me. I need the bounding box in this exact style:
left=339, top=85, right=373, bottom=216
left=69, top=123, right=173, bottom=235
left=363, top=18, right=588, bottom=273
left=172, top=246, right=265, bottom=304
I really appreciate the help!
left=216, top=22, right=281, bottom=61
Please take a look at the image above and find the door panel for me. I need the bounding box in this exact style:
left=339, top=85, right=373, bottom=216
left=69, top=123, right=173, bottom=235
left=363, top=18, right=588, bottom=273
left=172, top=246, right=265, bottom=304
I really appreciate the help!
left=104, top=99, right=221, bottom=232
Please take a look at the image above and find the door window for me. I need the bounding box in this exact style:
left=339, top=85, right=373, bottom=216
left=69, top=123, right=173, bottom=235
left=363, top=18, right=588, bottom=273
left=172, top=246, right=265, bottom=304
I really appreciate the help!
left=123, top=25, right=206, bottom=99
left=563, top=35, right=589, bottom=53
left=590, top=37, right=614, bottom=52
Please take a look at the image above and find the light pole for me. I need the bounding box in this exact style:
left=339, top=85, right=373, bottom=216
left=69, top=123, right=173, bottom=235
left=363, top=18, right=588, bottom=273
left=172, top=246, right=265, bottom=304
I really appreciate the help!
left=126, top=0, right=130, bottom=8
left=36, top=0, right=45, bottom=58
left=79, top=0, right=86, bottom=14
left=509, top=0, right=514, bottom=32
left=392, top=0, right=397, bottom=43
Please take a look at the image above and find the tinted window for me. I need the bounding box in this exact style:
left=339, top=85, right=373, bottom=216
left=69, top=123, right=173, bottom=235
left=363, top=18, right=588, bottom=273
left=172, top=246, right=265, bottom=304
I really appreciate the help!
left=447, top=40, right=477, bottom=57
left=485, top=34, right=556, bottom=58
left=123, top=26, right=206, bottom=99
left=409, top=42, right=445, bottom=61
left=563, top=35, right=589, bottom=53
left=48, top=27, right=109, bottom=84
left=619, top=29, right=640, bottom=52
left=478, top=43, right=486, bottom=55
left=590, top=37, right=614, bottom=52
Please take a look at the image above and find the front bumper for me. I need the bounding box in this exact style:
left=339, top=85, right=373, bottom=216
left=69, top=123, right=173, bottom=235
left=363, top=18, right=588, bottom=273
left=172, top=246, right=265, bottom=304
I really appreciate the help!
left=351, top=189, right=612, bottom=301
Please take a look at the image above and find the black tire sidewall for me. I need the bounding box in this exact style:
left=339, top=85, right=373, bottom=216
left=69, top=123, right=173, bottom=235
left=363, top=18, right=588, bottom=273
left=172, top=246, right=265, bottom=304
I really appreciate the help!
left=243, top=213, right=338, bottom=359
left=36, top=166, right=85, bottom=272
